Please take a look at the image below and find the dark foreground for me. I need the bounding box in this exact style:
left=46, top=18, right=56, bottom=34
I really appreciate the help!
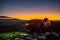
left=0, top=19, right=60, bottom=40
left=0, top=31, right=60, bottom=40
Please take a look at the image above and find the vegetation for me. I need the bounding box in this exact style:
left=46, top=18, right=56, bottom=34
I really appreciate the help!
left=0, top=32, right=30, bottom=40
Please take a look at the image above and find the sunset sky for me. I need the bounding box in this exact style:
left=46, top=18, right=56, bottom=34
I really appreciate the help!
left=0, top=0, right=60, bottom=20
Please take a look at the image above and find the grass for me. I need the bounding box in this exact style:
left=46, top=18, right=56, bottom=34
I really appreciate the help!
left=0, top=32, right=30, bottom=39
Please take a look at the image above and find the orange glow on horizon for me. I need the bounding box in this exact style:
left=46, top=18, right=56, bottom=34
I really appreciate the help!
left=10, top=13, right=60, bottom=20
left=2, top=10, right=60, bottom=20
left=12, top=16, right=60, bottom=20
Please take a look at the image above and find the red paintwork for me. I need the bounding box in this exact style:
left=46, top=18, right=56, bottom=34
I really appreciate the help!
left=26, top=19, right=51, bottom=32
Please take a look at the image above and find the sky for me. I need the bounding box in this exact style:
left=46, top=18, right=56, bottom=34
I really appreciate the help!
left=0, top=0, right=60, bottom=20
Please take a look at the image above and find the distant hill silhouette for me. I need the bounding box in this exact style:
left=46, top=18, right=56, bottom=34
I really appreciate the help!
left=0, top=16, right=12, bottom=18
left=0, top=16, right=20, bottom=20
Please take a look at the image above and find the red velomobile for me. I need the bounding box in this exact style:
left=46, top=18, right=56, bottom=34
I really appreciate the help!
left=25, top=19, right=51, bottom=33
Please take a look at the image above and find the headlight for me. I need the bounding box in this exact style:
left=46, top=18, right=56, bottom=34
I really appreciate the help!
left=25, top=23, right=29, bottom=26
